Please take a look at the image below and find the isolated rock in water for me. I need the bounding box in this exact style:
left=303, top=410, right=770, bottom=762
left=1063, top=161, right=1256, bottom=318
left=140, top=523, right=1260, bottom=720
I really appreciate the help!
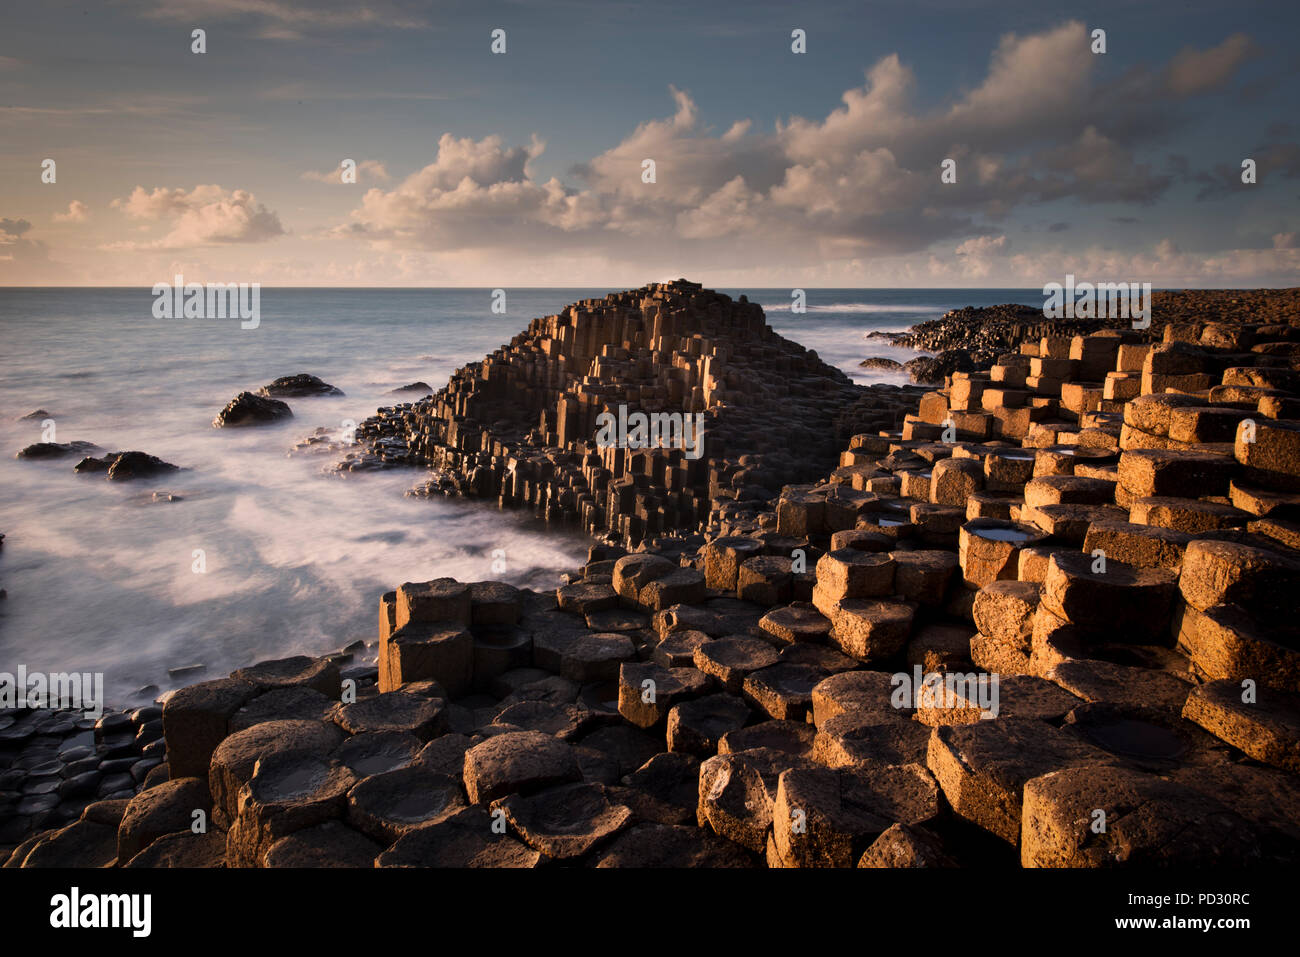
left=859, top=357, right=903, bottom=371
left=106, top=451, right=181, bottom=481
left=71, top=449, right=179, bottom=480
left=74, top=454, right=118, bottom=474
left=906, top=350, right=975, bottom=384
left=16, top=409, right=51, bottom=421
left=213, top=391, right=293, bottom=427
left=258, top=373, right=343, bottom=398
left=389, top=381, right=432, bottom=395
left=16, top=440, right=98, bottom=460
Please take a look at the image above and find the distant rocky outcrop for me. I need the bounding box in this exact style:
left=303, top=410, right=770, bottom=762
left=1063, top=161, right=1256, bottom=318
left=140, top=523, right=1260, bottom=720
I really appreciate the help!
left=214, top=391, right=293, bottom=428
left=870, top=303, right=1123, bottom=375
left=346, top=280, right=919, bottom=544
left=874, top=290, right=1300, bottom=379
left=257, top=374, right=343, bottom=398
left=389, top=382, right=433, bottom=395
left=858, top=357, right=903, bottom=372
left=15, top=440, right=99, bottom=460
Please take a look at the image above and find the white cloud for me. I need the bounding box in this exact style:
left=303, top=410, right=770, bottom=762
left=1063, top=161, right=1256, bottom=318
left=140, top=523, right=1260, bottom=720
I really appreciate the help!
left=330, top=19, right=1265, bottom=278
left=53, top=201, right=90, bottom=223
left=108, top=185, right=285, bottom=249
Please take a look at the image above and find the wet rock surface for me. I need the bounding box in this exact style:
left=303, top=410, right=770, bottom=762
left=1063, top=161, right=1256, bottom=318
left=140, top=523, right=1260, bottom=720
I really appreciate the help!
left=257, top=373, right=343, bottom=398
left=213, top=391, right=293, bottom=428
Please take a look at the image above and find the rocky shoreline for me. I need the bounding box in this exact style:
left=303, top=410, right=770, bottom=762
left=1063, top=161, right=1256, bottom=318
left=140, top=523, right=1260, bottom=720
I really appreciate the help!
left=5, top=282, right=1300, bottom=868
left=866, top=288, right=1300, bottom=383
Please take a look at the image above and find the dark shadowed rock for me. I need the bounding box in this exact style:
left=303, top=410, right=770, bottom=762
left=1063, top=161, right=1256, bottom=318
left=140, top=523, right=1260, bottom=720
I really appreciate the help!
left=117, top=776, right=212, bottom=863
left=228, top=687, right=335, bottom=733
left=335, top=731, right=422, bottom=777
left=1022, top=764, right=1262, bottom=867
left=858, top=822, right=957, bottom=868
left=162, top=677, right=261, bottom=779
left=15, top=440, right=99, bottom=460
left=377, top=806, right=543, bottom=867
left=589, top=822, right=758, bottom=867
left=667, top=693, right=752, bottom=757
left=462, top=731, right=582, bottom=804
left=78, top=451, right=181, bottom=481
left=20, top=819, right=118, bottom=868
left=257, top=374, right=343, bottom=398
left=491, top=782, right=633, bottom=858
left=262, top=820, right=382, bottom=868
left=208, top=719, right=345, bottom=826
left=226, top=750, right=359, bottom=867
left=213, top=391, right=293, bottom=427
left=232, top=656, right=341, bottom=698
left=860, top=357, right=904, bottom=371
left=332, top=691, right=447, bottom=741
left=907, top=350, right=975, bottom=384
left=346, top=767, right=466, bottom=843
left=123, top=829, right=226, bottom=868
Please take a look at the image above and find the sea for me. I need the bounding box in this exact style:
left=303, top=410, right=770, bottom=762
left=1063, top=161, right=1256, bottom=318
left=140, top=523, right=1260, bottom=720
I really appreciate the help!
left=0, top=287, right=1037, bottom=702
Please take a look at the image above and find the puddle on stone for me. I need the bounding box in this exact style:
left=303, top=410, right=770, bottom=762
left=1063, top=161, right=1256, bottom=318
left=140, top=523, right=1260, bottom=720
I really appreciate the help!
left=388, top=790, right=453, bottom=823
left=349, top=751, right=412, bottom=776
left=974, top=527, right=1037, bottom=542
left=259, top=762, right=329, bottom=801
left=778, top=674, right=822, bottom=694
left=1085, top=718, right=1187, bottom=761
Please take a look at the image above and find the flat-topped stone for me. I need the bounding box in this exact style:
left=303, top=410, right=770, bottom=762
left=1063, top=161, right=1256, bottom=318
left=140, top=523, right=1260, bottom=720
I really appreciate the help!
left=491, top=782, right=633, bottom=859
left=1182, top=680, right=1300, bottom=772
left=1021, top=764, right=1260, bottom=867
left=926, top=717, right=1115, bottom=844
left=772, top=763, right=940, bottom=868
left=1042, top=551, right=1177, bottom=639
left=462, top=731, right=582, bottom=804
left=666, top=693, right=752, bottom=757
left=693, top=637, right=781, bottom=692
left=345, top=767, right=466, bottom=844
left=377, top=807, right=542, bottom=867
left=332, top=692, right=447, bottom=741
left=231, top=656, right=341, bottom=698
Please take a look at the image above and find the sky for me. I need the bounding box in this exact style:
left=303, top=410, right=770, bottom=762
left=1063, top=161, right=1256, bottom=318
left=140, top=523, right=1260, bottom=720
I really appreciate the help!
left=0, top=0, right=1297, bottom=287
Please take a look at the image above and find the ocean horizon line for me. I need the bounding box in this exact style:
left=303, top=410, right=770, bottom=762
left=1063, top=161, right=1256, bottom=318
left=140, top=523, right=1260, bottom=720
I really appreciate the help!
left=1, top=283, right=1275, bottom=293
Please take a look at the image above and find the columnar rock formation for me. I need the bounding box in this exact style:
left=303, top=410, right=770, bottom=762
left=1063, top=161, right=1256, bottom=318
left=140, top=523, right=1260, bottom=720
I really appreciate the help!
left=347, top=280, right=916, bottom=543
left=8, top=286, right=1300, bottom=869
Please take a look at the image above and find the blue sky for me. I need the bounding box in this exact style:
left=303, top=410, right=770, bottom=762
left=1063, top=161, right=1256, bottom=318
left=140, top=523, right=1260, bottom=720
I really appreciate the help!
left=0, top=0, right=1296, bottom=286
